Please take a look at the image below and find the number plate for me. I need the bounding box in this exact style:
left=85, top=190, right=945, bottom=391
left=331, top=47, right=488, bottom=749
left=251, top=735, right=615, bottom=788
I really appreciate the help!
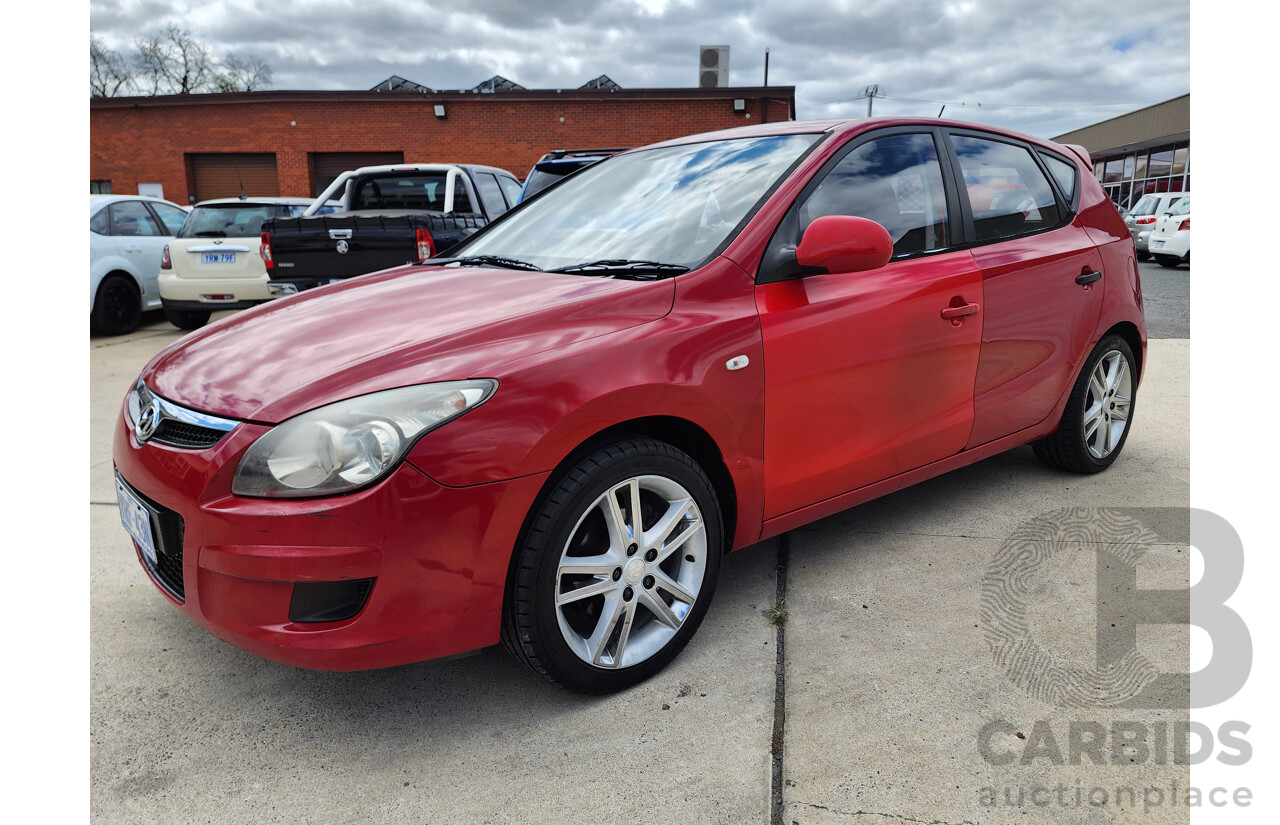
left=1152, top=240, right=1165, bottom=249
left=201, top=252, right=236, bottom=264
left=116, top=477, right=158, bottom=566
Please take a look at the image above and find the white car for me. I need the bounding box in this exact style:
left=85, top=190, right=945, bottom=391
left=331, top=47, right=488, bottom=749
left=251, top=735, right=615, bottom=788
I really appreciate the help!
left=159, top=197, right=340, bottom=330
left=1123, top=191, right=1187, bottom=260
left=90, top=195, right=190, bottom=335
left=1147, top=194, right=1190, bottom=268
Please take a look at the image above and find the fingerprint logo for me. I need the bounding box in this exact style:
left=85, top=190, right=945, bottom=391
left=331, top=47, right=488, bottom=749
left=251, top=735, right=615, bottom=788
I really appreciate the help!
left=980, top=508, right=1176, bottom=709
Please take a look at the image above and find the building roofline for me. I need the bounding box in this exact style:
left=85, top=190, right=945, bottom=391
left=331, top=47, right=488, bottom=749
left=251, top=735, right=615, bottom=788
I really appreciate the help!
left=91, top=86, right=797, bottom=109
left=1052, top=92, right=1189, bottom=141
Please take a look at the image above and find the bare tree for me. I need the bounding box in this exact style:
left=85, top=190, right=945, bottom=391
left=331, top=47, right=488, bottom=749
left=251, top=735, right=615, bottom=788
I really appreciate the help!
left=90, top=34, right=134, bottom=97
left=216, top=53, right=274, bottom=92
left=134, top=25, right=216, bottom=94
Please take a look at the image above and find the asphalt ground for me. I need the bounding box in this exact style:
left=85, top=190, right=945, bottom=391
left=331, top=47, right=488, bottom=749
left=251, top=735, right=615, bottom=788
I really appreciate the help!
left=91, top=271, right=1191, bottom=824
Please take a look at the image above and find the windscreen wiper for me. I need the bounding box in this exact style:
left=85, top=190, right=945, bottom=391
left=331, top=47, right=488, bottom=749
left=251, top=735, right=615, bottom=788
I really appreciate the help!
left=550, top=259, right=690, bottom=280
left=447, top=255, right=543, bottom=271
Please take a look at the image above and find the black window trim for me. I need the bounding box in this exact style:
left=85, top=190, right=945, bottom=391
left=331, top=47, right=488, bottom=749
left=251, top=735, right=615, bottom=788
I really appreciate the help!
left=939, top=128, right=1079, bottom=250
left=757, top=125, right=963, bottom=284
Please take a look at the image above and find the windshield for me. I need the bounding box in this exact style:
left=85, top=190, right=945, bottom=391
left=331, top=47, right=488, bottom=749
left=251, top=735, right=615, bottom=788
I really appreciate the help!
left=178, top=204, right=276, bottom=238
left=1170, top=196, right=1190, bottom=216
left=452, top=134, right=821, bottom=271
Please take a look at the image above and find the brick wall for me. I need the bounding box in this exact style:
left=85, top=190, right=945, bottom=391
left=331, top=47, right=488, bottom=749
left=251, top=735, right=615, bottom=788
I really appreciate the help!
left=90, top=89, right=795, bottom=201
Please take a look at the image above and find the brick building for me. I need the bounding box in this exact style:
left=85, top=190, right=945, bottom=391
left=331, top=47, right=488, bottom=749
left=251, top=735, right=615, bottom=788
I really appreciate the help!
left=90, top=85, right=796, bottom=204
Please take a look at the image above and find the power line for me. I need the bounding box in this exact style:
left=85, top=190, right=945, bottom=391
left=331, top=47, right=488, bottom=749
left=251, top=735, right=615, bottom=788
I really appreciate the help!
left=816, top=94, right=1156, bottom=111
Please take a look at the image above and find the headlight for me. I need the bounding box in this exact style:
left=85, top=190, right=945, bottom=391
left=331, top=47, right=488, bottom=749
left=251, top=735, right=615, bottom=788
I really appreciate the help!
left=232, top=380, right=497, bottom=498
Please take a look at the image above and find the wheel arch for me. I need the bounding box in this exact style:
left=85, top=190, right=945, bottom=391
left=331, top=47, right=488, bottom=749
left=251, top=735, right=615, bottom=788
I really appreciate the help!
left=499, top=416, right=740, bottom=634
left=1102, top=320, right=1143, bottom=382
left=93, top=267, right=142, bottom=311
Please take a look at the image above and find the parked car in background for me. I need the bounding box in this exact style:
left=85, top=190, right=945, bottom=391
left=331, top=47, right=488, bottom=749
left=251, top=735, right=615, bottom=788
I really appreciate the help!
left=115, top=118, right=1145, bottom=693
left=159, top=197, right=340, bottom=330
left=263, top=163, right=523, bottom=294
left=518, top=148, right=628, bottom=202
left=1124, top=191, right=1187, bottom=260
left=1147, top=194, right=1190, bottom=268
left=90, top=195, right=190, bottom=335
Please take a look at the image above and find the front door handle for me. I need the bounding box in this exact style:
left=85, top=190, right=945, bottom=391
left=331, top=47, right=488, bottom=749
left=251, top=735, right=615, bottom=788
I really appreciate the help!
left=1076, top=270, right=1103, bottom=285
left=940, top=302, right=980, bottom=320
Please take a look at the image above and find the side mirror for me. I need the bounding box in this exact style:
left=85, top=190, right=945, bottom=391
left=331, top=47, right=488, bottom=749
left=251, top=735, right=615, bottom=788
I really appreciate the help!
left=795, top=215, right=893, bottom=274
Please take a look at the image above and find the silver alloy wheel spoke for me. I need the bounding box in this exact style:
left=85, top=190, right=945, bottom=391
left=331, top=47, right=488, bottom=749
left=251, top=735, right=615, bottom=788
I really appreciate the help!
left=1083, top=350, right=1133, bottom=460
left=555, top=473, right=709, bottom=670
left=639, top=588, right=684, bottom=629
left=556, top=576, right=617, bottom=606
left=652, top=569, right=697, bottom=606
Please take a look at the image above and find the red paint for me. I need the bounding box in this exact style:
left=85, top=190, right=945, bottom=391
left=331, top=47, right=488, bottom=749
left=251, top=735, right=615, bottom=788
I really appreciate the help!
left=114, top=117, right=1147, bottom=671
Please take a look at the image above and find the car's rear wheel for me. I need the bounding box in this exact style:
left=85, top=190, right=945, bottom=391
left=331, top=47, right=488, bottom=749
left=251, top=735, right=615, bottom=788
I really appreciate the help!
left=502, top=438, right=723, bottom=693
left=163, top=306, right=212, bottom=330
left=1155, top=255, right=1182, bottom=268
left=1136, top=251, right=1151, bottom=262
left=91, top=275, right=142, bottom=336
left=1033, top=334, right=1137, bottom=473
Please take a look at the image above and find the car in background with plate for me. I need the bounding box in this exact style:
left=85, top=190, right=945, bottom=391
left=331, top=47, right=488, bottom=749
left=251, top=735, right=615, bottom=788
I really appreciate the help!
left=1124, top=191, right=1187, bottom=261
left=159, top=197, right=339, bottom=330
left=91, top=195, right=190, bottom=335
left=1147, top=194, right=1190, bottom=268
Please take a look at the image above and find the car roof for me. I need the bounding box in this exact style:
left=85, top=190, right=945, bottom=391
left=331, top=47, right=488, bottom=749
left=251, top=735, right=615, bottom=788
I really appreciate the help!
left=640, top=116, right=1079, bottom=159
left=194, top=197, right=336, bottom=207
left=89, top=194, right=188, bottom=215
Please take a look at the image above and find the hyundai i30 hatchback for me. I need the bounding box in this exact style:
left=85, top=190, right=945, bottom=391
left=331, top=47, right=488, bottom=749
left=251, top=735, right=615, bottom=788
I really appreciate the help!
left=114, top=118, right=1145, bottom=693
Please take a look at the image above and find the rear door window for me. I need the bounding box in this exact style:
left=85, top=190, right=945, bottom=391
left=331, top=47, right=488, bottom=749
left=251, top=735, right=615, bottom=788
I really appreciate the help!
left=110, top=201, right=164, bottom=236
left=90, top=208, right=109, bottom=235
left=474, top=173, right=508, bottom=215
left=498, top=175, right=523, bottom=207
left=951, top=135, right=1062, bottom=241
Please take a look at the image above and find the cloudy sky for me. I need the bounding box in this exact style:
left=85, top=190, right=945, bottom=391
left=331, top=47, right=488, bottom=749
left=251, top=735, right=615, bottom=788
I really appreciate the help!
left=89, top=0, right=1189, bottom=138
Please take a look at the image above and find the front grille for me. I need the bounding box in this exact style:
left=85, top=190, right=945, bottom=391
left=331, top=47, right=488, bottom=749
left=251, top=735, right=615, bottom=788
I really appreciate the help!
left=152, top=419, right=226, bottom=449
left=124, top=479, right=187, bottom=601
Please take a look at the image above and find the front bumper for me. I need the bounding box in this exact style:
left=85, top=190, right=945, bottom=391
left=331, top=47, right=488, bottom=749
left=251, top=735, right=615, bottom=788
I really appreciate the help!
left=112, top=406, right=548, bottom=670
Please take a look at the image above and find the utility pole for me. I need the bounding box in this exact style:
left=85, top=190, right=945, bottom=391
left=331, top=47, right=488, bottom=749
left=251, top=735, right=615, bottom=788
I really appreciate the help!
left=762, top=47, right=770, bottom=122
left=860, top=84, right=884, bottom=117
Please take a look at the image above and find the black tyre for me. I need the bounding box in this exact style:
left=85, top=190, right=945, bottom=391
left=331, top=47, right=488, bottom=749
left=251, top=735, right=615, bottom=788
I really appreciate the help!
left=1033, top=334, right=1137, bottom=474
left=90, top=275, right=142, bottom=336
left=1136, top=251, right=1151, bottom=262
left=502, top=438, right=723, bottom=693
left=164, top=306, right=212, bottom=330
left=1155, top=255, right=1181, bottom=268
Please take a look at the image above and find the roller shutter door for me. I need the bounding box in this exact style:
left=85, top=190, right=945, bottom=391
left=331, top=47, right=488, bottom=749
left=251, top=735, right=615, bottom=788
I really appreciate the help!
left=189, top=153, right=279, bottom=201
left=312, top=152, right=405, bottom=196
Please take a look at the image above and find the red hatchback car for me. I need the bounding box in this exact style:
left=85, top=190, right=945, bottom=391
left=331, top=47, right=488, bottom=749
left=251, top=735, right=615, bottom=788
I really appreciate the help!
left=114, top=118, right=1145, bottom=693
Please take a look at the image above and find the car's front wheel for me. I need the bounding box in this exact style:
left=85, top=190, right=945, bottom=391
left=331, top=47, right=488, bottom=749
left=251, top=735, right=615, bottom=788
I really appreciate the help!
left=1033, top=334, right=1137, bottom=473
left=503, top=438, right=723, bottom=693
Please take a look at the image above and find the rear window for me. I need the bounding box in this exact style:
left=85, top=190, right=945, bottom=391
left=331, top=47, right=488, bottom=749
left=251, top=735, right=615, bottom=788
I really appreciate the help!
left=178, top=204, right=274, bottom=238
left=1170, top=196, right=1190, bottom=216
left=1130, top=195, right=1161, bottom=216
left=520, top=168, right=575, bottom=200
left=349, top=173, right=473, bottom=212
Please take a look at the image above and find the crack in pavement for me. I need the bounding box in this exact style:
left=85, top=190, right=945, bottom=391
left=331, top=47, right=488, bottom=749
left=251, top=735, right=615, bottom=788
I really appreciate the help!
left=770, top=532, right=790, bottom=825
left=791, top=801, right=978, bottom=825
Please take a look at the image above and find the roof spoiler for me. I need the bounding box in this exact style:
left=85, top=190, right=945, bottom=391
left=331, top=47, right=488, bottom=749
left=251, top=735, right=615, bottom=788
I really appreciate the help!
left=1062, top=143, right=1092, bottom=169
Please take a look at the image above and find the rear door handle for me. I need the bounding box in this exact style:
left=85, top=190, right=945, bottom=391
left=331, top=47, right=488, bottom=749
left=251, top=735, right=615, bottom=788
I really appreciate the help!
left=940, top=302, right=980, bottom=320
left=1076, top=270, right=1103, bottom=285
